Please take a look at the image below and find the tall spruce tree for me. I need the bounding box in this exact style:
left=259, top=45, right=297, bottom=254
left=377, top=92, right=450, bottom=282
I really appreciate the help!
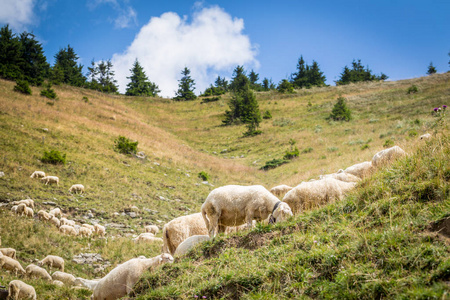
left=173, top=67, right=196, bottom=101
left=52, top=45, right=86, bottom=86
left=0, top=25, right=23, bottom=81
left=19, top=32, right=49, bottom=86
left=291, top=55, right=326, bottom=88
left=427, top=62, right=437, bottom=75
left=126, top=59, right=160, bottom=96
left=336, top=59, right=387, bottom=85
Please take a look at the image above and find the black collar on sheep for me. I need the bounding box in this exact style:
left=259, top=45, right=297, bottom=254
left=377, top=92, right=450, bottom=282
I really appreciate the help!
left=268, top=201, right=282, bottom=224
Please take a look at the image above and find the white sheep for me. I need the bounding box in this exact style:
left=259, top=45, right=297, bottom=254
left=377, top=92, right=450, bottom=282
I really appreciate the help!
left=133, top=233, right=162, bottom=244
left=68, top=184, right=84, bottom=194
left=144, top=225, right=159, bottom=235
left=12, top=199, right=34, bottom=209
left=282, top=177, right=356, bottom=214
left=30, top=171, right=45, bottom=179
left=320, top=171, right=361, bottom=182
left=16, top=203, right=27, bottom=216
left=202, top=185, right=293, bottom=238
left=0, top=248, right=17, bottom=259
left=8, top=280, right=36, bottom=300
left=94, top=224, right=106, bottom=237
left=38, top=255, right=64, bottom=272
left=59, top=225, right=78, bottom=236
left=40, top=176, right=59, bottom=185
left=81, top=223, right=95, bottom=231
left=49, top=216, right=60, bottom=228
left=174, top=235, right=210, bottom=257
left=52, top=280, right=64, bottom=287
left=37, top=210, right=52, bottom=221
left=0, top=256, right=26, bottom=276
left=344, top=161, right=374, bottom=179
left=270, top=184, right=293, bottom=198
left=52, top=271, right=76, bottom=286
left=372, top=145, right=406, bottom=167
left=25, top=264, right=52, bottom=281
left=11, top=205, right=19, bottom=214
left=78, top=227, right=92, bottom=237
left=73, top=277, right=100, bottom=290
left=49, top=207, right=62, bottom=218
left=24, top=207, right=33, bottom=218
left=60, top=218, right=75, bottom=227
left=92, top=254, right=174, bottom=300
left=420, top=133, right=432, bottom=140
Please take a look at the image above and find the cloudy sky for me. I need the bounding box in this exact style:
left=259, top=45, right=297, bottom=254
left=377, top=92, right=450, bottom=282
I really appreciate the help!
left=1, top=0, right=449, bottom=97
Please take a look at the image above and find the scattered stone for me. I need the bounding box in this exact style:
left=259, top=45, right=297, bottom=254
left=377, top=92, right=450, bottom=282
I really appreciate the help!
left=153, top=162, right=160, bottom=166
left=0, top=172, right=4, bottom=178
left=72, top=253, right=105, bottom=265
left=202, top=181, right=214, bottom=187
left=136, top=151, right=146, bottom=159
left=41, top=128, right=49, bottom=132
left=185, top=173, right=190, bottom=177
left=84, top=213, right=94, bottom=219
left=43, top=201, right=57, bottom=206
left=127, top=212, right=137, bottom=218
left=240, top=155, right=245, bottom=158
left=112, top=212, right=120, bottom=217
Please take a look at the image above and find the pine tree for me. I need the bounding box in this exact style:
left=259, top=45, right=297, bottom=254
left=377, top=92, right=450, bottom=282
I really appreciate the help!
left=262, top=78, right=275, bottom=91
left=336, top=59, right=387, bottom=85
left=214, top=76, right=228, bottom=91
left=97, top=60, right=118, bottom=93
left=52, top=45, right=86, bottom=86
left=329, top=96, right=352, bottom=121
left=228, top=65, right=249, bottom=93
left=291, top=56, right=326, bottom=88
left=427, top=62, right=437, bottom=75
left=19, top=32, right=49, bottom=86
left=0, top=25, right=23, bottom=81
left=277, top=79, right=294, bottom=93
left=126, top=59, right=160, bottom=96
left=173, top=67, right=196, bottom=101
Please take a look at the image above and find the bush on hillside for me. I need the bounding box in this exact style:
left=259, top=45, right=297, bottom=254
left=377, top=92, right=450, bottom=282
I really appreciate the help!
left=40, top=83, right=57, bottom=99
left=407, top=85, right=419, bottom=94
left=198, top=171, right=210, bottom=181
left=262, top=110, right=272, bottom=119
left=13, top=80, right=32, bottom=95
left=260, top=158, right=288, bottom=170
left=41, top=149, right=66, bottom=165
left=328, top=96, right=352, bottom=121
left=114, top=136, right=138, bottom=155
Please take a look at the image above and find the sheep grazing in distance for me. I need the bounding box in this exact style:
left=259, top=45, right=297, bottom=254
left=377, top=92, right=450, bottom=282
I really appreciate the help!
left=174, top=235, right=210, bottom=257
left=270, top=184, right=293, bottom=198
left=52, top=271, right=76, bottom=286
left=68, top=184, right=84, bottom=194
left=11, top=205, right=18, bottom=214
left=25, top=264, right=52, bottom=281
left=202, top=185, right=293, bottom=238
left=60, top=218, right=75, bottom=227
left=344, top=161, right=374, bottom=179
left=40, top=176, right=59, bottom=185
left=59, top=225, right=78, bottom=236
left=12, top=199, right=34, bottom=209
left=38, top=255, right=64, bottom=272
left=16, top=204, right=27, bottom=216
left=8, top=280, right=36, bottom=300
left=0, top=248, right=17, bottom=259
left=133, top=233, right=162, bottom=244
left=145, top=225, right=159, bottom=235
left=283, top=177, right=356, bottom=215
left=24, top=207, right=33, bottom=218
left=30, top=171, right=45, bottom=179
left=49, top=207, right=62, bottom=218
left=92, top=254, right=174, bottom=300
left=0, top=256, right=26, bottom=276
left=37, top=210, right=52, bottom=221
left=320, top=171, right=361, bottom=183
left=420, top=133, right=432, bottom=140
left=162, top=213, right=209, bottom=255
left=94, top=224, right=106, bottom=237
left=52, top=280, right=64, bottom=287
left=49, top=216, right=60, bottom=228
left=81, top=223, right=95, bottom=231
left=78, top=227, right=92, bottom=237
left=372, top=145, right=406, bottom=168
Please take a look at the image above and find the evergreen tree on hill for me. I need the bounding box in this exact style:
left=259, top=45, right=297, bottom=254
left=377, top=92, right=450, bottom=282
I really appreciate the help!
left=336, top=59, right=388, bottom=85
left=19, top=32, right=49, bottom=86
left=0, top=25, right=23, bottom=81
left=173, top=67, right=197, bottom=101
left=126, top=59, right=160, bottom=96
left=291, top=55, right=326, bottom=89
left=52, top=45, right=86, bottom=86
left=427, top=62, right=437, bottom=75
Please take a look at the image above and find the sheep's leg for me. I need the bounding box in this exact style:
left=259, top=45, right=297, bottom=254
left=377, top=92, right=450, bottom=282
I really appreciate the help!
left=246, top=212, right=254, bottom=229
left=218, top=224, right=227, bottom=234
left=208, top=215, right=219, bottom=238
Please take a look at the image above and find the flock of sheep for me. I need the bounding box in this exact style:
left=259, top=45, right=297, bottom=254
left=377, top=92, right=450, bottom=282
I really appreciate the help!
left=0, top=141, right=419, bottom=299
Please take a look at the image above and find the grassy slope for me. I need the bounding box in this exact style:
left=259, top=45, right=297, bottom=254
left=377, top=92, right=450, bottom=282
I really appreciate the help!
left=0, top=73, right=448, bottom=298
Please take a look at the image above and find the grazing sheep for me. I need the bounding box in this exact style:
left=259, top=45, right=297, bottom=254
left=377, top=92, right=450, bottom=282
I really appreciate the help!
left=60, top=218, right=75, bottom=227
left=49, top=216, right=60, bottom=228
left=372, top=145, right=406, bottom=168
left=30, top=171, right=45, bottom=179
left=133, top=233, right=162, bottom=244
left=81, top=223, right=95, bottom=231
left=38, top=255, right=64, bottom=272
left=8, top=280, right=36, bottom=300
left=144, top=225, right=159, bottom=235
left=320, top=171, right=361, bottom=183
left=283, top=177, right=356, bottom=214
left=202, top=185, right=293, bottom=238
left=52, top=271, right=76, bottom=286
left=59, top=225, right=78, bottom=236
left=0, top=248, right=17, bottom=259
left=12, top=199, right=34, bottom=209
left=162, top=213, right=209, bottom=255
left=174, top=235, right=210, bottom=257
left=78, top=227, right=92, bottom=237
left=48, top=208, right=62, bottom=218
left=25, top=264, right=52, bottom=281
left=73, top=277, right=100, bottom=290
left=270, top=185, right=293, bottom=198
left=52, top=280, right=64, bottom=287
left=68, top=184, right=84, bottom=194
left=37, top=210, right=52, bottom=221
left=344, top=161, right=374, bottom=179
left=94, top=224, right=106, bottom=237
left=92, top=254, right=174, bottom=300
left=0, top=256, right=26, bottom=276
left=16, top=204, right=27, bottom=216
left=40, top=176, right=59, bottom=186
left=24, top=207, right=33, bottom=218
left=11, top=205, right=19, bottom=214
left=420, top=133, right=432, bottom=140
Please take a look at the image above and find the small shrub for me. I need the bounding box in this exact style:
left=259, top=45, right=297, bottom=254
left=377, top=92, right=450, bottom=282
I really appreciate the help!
left=82, top=96, right=89, bottom=103
left=243, top=129, right=262, bottom=137
left=328, top=96, right=352, bottom=121
left=260, top=158, right=288, bottom=170
left=302, top=147, right=314, bottom=154
left=283, top=147, right=299, bottom=160
left=407, top=85, right=419, bottom=94
left=41, top=149, right=66, bottom=165
left=276, top=79, right=294, bottom=93
left=40, top=83, right=57, bottom=99
left=361, top=144, right=369, bottom=150
left=408, top=130, right=418, bottom=137
left=262, top=110, right=272, bottom=119
left=198, top=171, right=210, bottom=181
left=327, top=147, right=339, bottom=152
left=201, top=97, right=220, bottom=103
left=383, top=139, right=394, bottom=148
left=273, top=118, right=295, bottom=127
left=114, top=136, right=138, bottom=155
left=14, top=80, right=32, bottom=95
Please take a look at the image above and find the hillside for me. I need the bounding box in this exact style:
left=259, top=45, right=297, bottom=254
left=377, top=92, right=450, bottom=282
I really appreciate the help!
left=0, top=73, right=448, bottom=299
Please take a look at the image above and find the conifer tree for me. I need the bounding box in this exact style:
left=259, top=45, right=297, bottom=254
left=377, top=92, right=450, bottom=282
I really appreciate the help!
left=329, top=96, right=352, bottom=121
left=0, top=25, right=23, bottom=81
left=427, top=62, right=437, bottom=75
left=336, top=59, right=387, bottom=85
left=19, top=32, right=49, bottom=86
left=173, top=67, right=196, bottom=101
left=126, top=59, right=160, bottom=96
left=52, top=45, right=86, bottom=86
left=291, top=55, right=326, bottom=88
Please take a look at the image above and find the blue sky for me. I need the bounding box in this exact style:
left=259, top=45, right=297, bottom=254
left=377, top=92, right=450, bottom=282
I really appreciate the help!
left=1, top=0, right=449, bottom=97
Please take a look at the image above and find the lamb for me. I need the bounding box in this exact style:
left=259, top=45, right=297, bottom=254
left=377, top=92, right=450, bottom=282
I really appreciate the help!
left=282, top=177, right=356, bottom=215
left=16, top=204, right=27, bottom=216
left=38, top=255, right=64, bottom=272
left=30, top=171, right=45, bottom=179
left=0, top=256, right=26, bottom=276
left=49, top=216, right=60, bottom=228
left=94, top=224, right=106, bottom=237
left=73, top=277, right=100, bottom=290
left=24, top=207, right=33, bottom=218
left=40, top=176, right=59, bottom=185
left=144, top=225, right=159, bottom=235
left=320, top=171, right=361, bottom=183
left=344, top=161, right=374, bottom=179
left=68, top=184, right=84, bottom=194
left=173, top=235, right=210, bottom=257
left=372, top=145, right=406, bottom=168
left=60, top=218, right=75, bottom=227
left=0, top=248, right=17, bottom=259
left=48, top=207, right=62, bottom=218
left=420, top=133, right=432, bottom=140
left=78, top=227, right=92, bottom=237
left=59, top=225, right=78, bottom=236
left=92, top=254, right=174, bottom=300
left=8, top=280, right=36, bottom=300
left=25, top=264, right=52, bottom=281
left=37, top=210, right=52, bottom=221
left=133, top=233, right=162, bottom=244
left=270, top=185, right=293, bottom=198
left=11, top=199, right=34, bottom=209
left=52, top=271, right=76, bottom=286
left=201, top=185, right=293, bottom=238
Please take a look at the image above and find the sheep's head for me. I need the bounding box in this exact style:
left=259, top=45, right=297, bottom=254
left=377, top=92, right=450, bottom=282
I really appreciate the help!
left=160, top=253, right=174, bottom=264
left=272, top=202, right=293, bottom=223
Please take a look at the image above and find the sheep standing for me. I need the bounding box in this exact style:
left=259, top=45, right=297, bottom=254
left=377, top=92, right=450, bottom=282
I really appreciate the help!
left=52, top=271, right=76, bottom=286
left=92, top=254, right=174, bottom=300
left=283, top=177, right=356, bottom=214
left=68, top=184, right=85, bottom=194
left=94, top=224, right=106, bottom=237
left=16, top=204, right=27, bottom=216
left=0, top=248, right=16, bottom=259
left=30, top=171, right=45, bottom=179
left=12, top=199, right=34, bottom=209
left=202, top=185, right=293, bottom=238
left=24, top=207, right=33, bottom=218
left=60, top=218, right=75, bottom=227
left=25, top=264, right=52, bottom=281
left=37, top=210, right=52, bottom=221
left=144, top=225, right=159, bottom=235
left=48, top=208, right=62, bottom=218
left=372, top=145, right=406, bottom=167
left=40, top=176, right=59, bottom=185
left=270, top=185, right=293, bottom=198
left=174, top=235, right=210, bottom=257
left=49, top=216, right=60, bottom=228
left=78, top=227, right=92, bottom=237
left=81, top=223, right=95, bottom=231
left=11, top=205, right=18, bottom=214
left=38, top=255, right=64, bottom=272
left=59, top=225, right=78, bottom=236
left=8, top=280, right=36, bottom=300
left=344, top=161, right=374, bottom=179
left=0, top=256, right=26, bottom=276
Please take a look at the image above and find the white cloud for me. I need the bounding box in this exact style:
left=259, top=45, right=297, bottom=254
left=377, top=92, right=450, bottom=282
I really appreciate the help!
left=87, top=0, right=137, bottom=29
left=111, top=5, right=259, bottom=97
left=0, top=0, right=36, bottom=30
